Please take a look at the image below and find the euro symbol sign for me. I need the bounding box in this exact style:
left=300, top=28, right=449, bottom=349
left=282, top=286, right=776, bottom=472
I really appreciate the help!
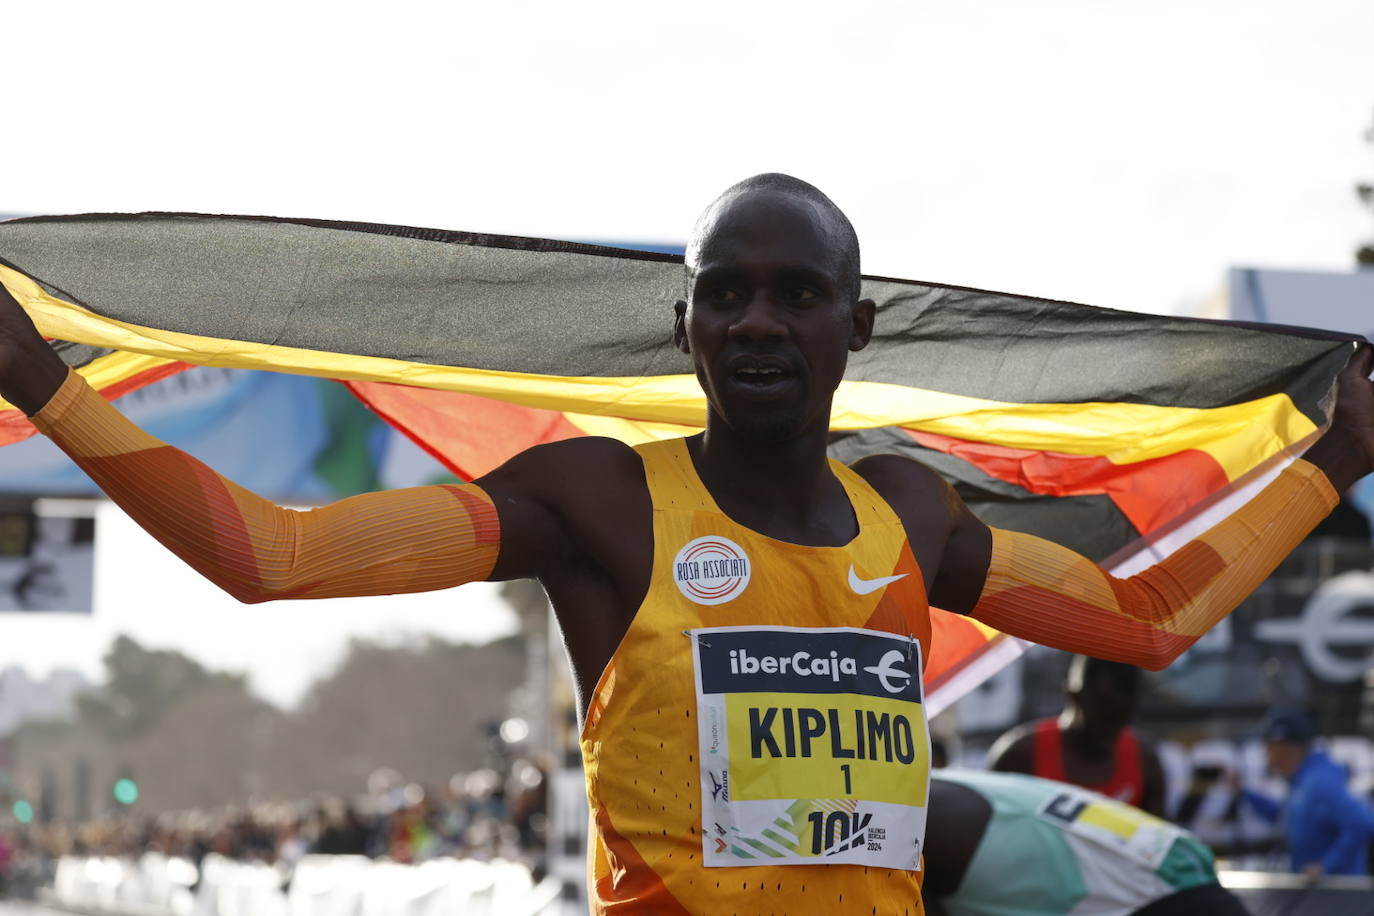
left=863, top=649, right=911, bottom=694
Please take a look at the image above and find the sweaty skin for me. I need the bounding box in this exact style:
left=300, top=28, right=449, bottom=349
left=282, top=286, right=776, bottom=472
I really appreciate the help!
left=2, top=185, right=1373, bottom=721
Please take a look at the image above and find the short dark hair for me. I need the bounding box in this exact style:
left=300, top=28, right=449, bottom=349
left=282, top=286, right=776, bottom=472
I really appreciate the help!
left=1067, top=655, right=1142, bottom=695
left=686, top=173, right=863, bottom=303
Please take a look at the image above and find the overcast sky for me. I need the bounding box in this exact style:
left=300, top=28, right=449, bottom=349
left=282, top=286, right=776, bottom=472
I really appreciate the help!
left=2, top=0, right=1372, bottom=705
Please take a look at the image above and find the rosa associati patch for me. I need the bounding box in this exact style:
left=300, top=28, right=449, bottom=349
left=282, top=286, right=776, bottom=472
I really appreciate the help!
left=691, top=625, right=929, bottom=870
left=673, top=536, right=751, bottom=605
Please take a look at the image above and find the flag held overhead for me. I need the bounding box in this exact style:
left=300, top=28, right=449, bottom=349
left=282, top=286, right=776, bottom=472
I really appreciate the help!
left=0, top=211, right=1359, bottom=709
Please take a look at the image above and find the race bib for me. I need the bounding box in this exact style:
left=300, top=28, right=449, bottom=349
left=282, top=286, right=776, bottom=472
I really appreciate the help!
left=1038, top=788, right=1183, bottom=870
left=691, top=625, right=928, bottom=870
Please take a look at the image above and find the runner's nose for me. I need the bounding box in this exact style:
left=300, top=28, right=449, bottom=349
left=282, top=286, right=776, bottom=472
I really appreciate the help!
left=728, top=291, right=786, bottom=343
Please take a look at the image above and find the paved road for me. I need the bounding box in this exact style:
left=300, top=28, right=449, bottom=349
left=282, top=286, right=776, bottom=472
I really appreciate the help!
left=0, top=903, right=78, bottom=915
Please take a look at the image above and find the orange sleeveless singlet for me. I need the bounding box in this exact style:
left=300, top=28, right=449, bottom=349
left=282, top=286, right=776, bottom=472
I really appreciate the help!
left=580, top=438, right=933, bottom=914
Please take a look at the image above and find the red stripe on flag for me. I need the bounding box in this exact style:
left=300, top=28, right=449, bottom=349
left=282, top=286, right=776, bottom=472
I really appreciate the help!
left=99, top=361, right=193, bottom=401
left=904, top=429, right=1229, bottom=537
left=0, top=408, right=35, bottom=447
left=346, top=381, right=586, bottom=480
left=925, top=607, right=1000, bottom=689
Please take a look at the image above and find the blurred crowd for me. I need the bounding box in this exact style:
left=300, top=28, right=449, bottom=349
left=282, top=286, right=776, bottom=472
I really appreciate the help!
left=0, top=757, right=547, bottom=899
left=3, top=656, right=1372, bottom=909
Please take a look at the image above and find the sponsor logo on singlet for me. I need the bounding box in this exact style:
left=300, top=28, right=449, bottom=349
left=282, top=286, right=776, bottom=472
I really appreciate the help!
left=673, top=536, right=751, bottom=605
left=847, top=565, right=908, bottom=595
left=725, top=646, right=914, bottom=695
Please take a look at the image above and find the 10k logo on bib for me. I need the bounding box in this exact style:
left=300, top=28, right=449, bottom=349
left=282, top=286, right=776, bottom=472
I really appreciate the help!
left=673, top=536, right=751, bottom=605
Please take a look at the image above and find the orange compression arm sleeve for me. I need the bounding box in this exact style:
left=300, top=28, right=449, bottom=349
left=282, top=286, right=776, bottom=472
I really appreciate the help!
left=968, top=460, right=1338, bottom=670
left=30, top=370, right=500, bottom=603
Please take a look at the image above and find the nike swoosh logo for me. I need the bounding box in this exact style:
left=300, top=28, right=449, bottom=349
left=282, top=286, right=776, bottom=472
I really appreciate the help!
left=847, top=565, right=908, bottom=595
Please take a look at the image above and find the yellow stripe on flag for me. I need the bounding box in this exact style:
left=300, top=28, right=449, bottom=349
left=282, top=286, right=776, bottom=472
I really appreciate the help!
left=0, top=348, right=182, bottom=413
left=0, top=264, right=1317, bottom=480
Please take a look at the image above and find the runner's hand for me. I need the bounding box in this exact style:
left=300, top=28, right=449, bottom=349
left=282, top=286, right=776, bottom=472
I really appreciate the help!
left=0, top=280, right=69, bottom=415
left=1304, top=344, right=1374, bottom=493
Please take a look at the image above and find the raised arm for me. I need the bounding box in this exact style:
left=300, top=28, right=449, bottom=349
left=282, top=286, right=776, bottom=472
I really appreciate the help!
left=27, top=368, right=502, bottom=602
left=0, top=280, right=542, bottom=603
left=933, top=346, right=1373, bottom=670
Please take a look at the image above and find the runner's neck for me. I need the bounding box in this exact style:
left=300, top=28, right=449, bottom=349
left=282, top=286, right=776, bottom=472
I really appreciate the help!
left=687, top=426, right=857, bottom=547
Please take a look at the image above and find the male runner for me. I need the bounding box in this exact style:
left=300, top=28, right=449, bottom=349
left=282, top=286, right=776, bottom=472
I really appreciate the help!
left=1, top=174, right=1371, bottom=914
left=922, top=770, right=1245, bottom=915
left=988, top=656, right=1167, bottom=816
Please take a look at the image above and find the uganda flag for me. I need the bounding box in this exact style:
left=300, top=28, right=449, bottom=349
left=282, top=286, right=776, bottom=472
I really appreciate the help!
left=0, top=213, right=1359, bottom=711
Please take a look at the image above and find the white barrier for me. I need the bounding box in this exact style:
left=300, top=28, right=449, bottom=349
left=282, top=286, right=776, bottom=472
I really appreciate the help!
left=141, top=853, right=199, bottom=915
left=290, top=856, right=560, bottom=916
left=196, top=855, right=290, bottom=916
left=285, top=856, right=367, bottom=916
left=48, top=853, right=560, bottom=916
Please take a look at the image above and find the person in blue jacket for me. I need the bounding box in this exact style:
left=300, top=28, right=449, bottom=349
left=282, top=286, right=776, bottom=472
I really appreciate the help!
left=1238, top=708, right=1374, bottom=878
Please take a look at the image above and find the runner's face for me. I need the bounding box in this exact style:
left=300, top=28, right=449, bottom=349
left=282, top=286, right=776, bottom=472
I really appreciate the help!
left=676, top=192, right=870, bottom=441
left=1074, top=677, right=1138, bottom=734
left=1264, top=740, right=1306, bottom=778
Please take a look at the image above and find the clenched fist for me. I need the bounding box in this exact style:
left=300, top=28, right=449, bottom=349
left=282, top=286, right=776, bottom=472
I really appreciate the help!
left=1303, top=344, right=1374, bottom=494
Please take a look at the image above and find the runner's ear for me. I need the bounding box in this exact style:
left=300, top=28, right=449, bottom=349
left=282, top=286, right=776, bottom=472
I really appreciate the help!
left=849, top=299, right=875, bottom=352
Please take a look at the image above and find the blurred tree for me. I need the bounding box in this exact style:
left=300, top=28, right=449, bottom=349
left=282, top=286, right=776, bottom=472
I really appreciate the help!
left=1359, top=109, right=1374, bottom=268
left=276, top=635, right=526, bottom=797
left=75, top=635, right=248, bottom=741
left=129, top=682, right=284, bottom=809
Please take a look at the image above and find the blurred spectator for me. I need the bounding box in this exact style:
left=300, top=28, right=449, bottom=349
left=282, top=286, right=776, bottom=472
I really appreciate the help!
left=1236, top=708, right=1374, bottom=879
left=311, top=799, right=369, bottom=856
left=0, top=830, right=12, bottom=897
left=0, top=755, right=549, bottom=902
left=987, top=656, right=1167, bottom=816
left=507, top=759, right=547, bottom=851
left=276, top=813, right=308, bottom=867
left=930, top=738, right=950, bottom=770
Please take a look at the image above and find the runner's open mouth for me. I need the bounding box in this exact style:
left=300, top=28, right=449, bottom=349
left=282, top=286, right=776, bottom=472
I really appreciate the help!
left=733, top=366, right=792, bottom=384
